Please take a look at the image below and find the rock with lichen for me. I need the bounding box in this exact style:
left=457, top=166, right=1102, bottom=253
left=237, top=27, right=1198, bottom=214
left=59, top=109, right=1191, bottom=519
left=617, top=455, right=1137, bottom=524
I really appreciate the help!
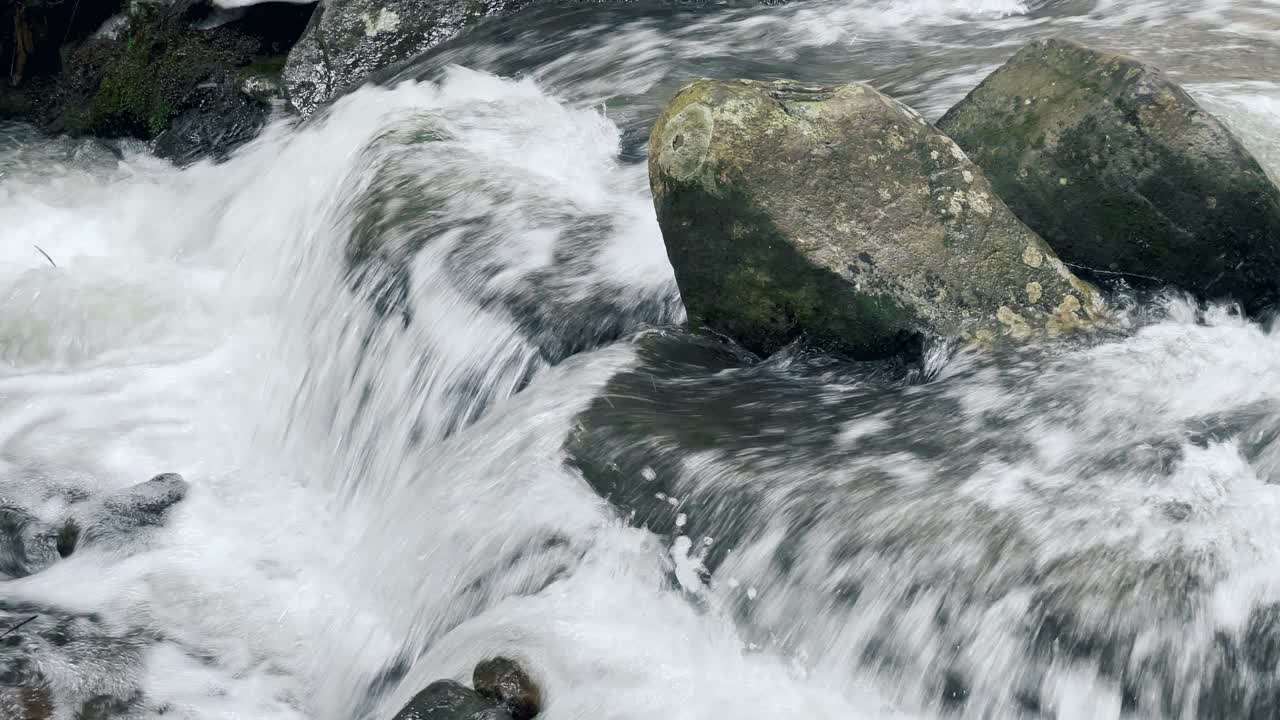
left=648, top=78, right=1101, bottom=359
left=938, top=38, right=1280, bottom=312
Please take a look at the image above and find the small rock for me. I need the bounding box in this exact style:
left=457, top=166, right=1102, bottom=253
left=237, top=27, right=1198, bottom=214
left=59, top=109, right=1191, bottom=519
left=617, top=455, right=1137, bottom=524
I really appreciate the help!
left=473, top=657, right=542, bottom=720
left=392, top=680, right=512, bottom=720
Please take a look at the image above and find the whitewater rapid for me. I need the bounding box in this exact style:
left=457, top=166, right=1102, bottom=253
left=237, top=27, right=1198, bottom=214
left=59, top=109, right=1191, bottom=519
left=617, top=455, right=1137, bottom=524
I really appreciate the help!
left=2, top=0, right=1280, bottom=718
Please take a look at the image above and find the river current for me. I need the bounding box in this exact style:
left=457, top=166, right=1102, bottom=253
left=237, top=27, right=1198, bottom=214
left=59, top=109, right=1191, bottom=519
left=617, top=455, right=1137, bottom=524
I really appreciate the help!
left=2, top=0, right=1280, bottom=718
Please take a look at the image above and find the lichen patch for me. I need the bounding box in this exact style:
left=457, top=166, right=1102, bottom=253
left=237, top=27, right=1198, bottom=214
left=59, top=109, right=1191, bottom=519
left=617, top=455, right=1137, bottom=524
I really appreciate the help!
left=1022, top=245, right=1044, bottom=268
left=996, top=305, right=1031, bottom=338
left=656, top=103, right=714, bottom=184
left=362, top=8, right=401, bottom=35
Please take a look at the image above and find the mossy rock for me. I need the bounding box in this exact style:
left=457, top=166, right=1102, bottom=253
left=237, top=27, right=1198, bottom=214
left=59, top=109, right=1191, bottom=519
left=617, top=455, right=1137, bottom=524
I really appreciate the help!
left=44, top=5, right=286, bottom=164
left=938, top=38, right=1280, bottom=313
left=649, top=78, right=1101, bottom=359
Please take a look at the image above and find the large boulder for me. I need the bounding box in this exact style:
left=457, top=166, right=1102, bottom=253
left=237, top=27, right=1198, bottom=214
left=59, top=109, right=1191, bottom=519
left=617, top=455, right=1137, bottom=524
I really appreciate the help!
left=648, top=78, right=1102, bottom=359
left=938, top=38, right=1280, bottom=312
left=283, top=0, right=534, bottom=116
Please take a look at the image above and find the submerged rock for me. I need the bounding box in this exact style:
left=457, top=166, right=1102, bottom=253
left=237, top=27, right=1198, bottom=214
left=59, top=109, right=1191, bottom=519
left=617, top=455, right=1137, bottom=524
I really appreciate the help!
left=389, top=658, right=542, bottom=720
left=283, top=0, right=790, bottom=117
left=473, top=657, right=542, bottom=720
left=0, top=471, right=193, bottom=717
left=0, top=470, right=188, bottom=579
left=392, top=680, right=513, bottom=720
left=0, top=503, right=63, bottom=579
left=649, top=78, right=1101, bottom=358
left=0, top=686, right=53, bottom=720
left=0, top=599, right=151, bottom=718
left=938, top=38, right=1280, bottom=312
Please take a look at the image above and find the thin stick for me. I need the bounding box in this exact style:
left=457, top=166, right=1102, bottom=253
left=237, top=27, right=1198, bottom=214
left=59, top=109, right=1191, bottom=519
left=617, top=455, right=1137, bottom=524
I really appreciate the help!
left=0, top=615, right=37, bottom=639
left=33, top=245, right=55, bottom=267
left=62, top=0, right=83, bottom=46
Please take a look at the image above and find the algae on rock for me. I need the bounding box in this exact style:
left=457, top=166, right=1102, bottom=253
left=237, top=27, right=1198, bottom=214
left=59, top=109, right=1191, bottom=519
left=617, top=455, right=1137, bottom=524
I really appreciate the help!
left=649, top=78, right=1102, bottom=358
left=939, top=38, right=1280, bottom=313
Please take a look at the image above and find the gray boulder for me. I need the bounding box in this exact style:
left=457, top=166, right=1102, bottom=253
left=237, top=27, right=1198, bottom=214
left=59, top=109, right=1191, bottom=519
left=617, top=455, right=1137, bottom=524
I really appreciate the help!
left=284, top=0, right=535, bottom=116
left=938, top=38, right=1280, bottom=312
left=0, top=471, right=188, bottom=579
left=649, top=78, right=1102, bottom=359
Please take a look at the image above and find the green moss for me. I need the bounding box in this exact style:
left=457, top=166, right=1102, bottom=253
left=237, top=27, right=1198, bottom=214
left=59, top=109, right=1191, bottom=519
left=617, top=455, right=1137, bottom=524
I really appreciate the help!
left=66, top=10, right=259, bottom=140
left=79, top=38, right=156, bottom=136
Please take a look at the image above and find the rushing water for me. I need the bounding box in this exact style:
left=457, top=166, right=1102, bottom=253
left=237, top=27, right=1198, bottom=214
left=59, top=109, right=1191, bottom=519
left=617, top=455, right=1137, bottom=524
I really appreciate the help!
left=2, top=0, right=1280, bottom=717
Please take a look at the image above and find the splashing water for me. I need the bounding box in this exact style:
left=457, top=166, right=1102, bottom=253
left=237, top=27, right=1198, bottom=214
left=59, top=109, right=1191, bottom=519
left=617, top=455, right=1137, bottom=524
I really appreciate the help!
left=2, top=0, right=1280, bottom=718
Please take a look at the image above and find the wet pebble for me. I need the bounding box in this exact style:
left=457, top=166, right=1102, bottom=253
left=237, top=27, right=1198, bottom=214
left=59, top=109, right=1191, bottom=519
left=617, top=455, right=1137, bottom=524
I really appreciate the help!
left=473, top=657, right=543, bottom=720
